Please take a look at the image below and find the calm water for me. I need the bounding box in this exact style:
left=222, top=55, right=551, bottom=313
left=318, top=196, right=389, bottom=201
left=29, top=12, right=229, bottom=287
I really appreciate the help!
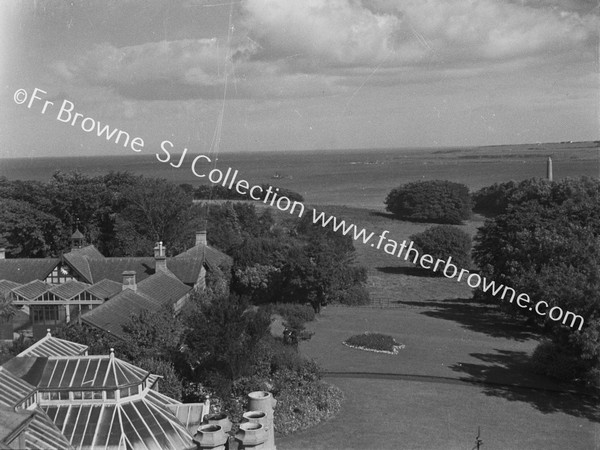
left=1, top=143, right=598, bottom=208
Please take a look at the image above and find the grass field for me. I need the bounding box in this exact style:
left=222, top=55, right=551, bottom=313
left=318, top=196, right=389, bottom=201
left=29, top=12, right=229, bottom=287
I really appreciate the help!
left=278, top=203, right=600, bottom=449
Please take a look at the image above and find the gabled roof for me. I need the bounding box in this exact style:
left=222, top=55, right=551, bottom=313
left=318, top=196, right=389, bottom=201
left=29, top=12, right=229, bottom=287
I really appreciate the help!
left=62, top=252, right=93, bottom=283
left=0, top=366, right=36, bottom=409
left=136, top=272, right=191, bottom=305
left=81, top=273, right=191, bottom=338
left=12, top=280, right=51, bottom=300
left=87, top=258, right=156, bottom=284
left=17, top=331, right=88, bottom=358
left=23, top=408, right=73, bottom=450
left=0, top=279, right=20, bottom=299
left=49, top=280, right=90, bottom=300
left=86, top=278, right=122, bottom=300
left=175, top=244, right=232, bottom=271
left=0, top=406, right=73, bottom=450
left=81, top=289, right=156, bottom=337
left=0, top=259, right=59, bottom=284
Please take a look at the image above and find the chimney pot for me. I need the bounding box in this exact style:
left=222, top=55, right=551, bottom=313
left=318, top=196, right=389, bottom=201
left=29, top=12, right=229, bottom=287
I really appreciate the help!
left=122, top=271, right=137, bottom=291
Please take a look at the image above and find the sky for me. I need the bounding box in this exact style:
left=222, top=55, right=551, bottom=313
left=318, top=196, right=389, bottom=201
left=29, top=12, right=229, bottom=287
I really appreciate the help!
left=0, top=0, right=598, bottom=158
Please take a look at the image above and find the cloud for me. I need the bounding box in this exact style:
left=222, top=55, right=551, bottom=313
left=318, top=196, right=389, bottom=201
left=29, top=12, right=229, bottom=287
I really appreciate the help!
left=56, top=0, right=597, bottom=100
left=242, top=0, right=597, bottom=68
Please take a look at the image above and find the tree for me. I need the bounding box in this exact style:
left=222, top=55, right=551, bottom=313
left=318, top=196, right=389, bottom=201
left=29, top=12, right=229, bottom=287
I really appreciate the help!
left=117, top=177, right=194, bottom=255
left=121, top=305, right=184, bottom=361
left=410, top=225, right=472, bottom=269
left=0, top=199, right=65, bottom=257
left=385, top=180, right=471, bottom=224
left=184, top=292, right=271, bottom=394
left=473, top=177, right=600, bottom=383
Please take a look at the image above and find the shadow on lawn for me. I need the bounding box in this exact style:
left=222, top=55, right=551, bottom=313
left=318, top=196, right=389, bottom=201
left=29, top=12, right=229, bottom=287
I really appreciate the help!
left=376, top=266, right=440, bottom=277
left=394, top=298, right=540, bottom=342
left=450, top=349, right=600, bottom=422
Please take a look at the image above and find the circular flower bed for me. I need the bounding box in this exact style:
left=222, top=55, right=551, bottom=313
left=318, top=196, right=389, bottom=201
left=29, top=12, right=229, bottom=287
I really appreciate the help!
left=343, top=332, right=405, bottom=355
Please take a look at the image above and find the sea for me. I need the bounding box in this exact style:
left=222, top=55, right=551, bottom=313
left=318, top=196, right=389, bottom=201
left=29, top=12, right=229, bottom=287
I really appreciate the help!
left=0, top=142, right=598, bottom=209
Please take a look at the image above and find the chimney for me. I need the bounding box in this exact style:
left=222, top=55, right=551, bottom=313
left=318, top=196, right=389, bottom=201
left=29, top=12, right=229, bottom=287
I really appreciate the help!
left=547, top=157, right=553, bottom=182
left=122, top=271, right=137, bottom=291
left=0, top=248, right=5, bottom=259
left=195, top=231, right=207, bottom=246
left=154, top=242, right=168, bottom=273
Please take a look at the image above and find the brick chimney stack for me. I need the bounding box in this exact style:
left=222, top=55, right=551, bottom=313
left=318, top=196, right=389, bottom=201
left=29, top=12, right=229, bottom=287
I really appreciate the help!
left=196, top=223, right=207, bottom=246
left=154, top=241, right=168, bottom=273
left=122, top=271, right=137, bottom=291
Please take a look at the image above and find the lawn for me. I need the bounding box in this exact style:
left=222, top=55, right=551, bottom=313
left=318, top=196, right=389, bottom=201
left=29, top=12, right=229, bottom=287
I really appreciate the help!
left=277, top=377, right=598, bottom=450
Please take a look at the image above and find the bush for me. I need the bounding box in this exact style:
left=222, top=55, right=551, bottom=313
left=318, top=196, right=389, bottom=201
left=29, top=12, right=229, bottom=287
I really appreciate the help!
left=330, top=285, right=371, bottom=306
left=410, top=225, right=472, bottom=269
left=273, top=303, right=316, bottom=325
left=344, top=332, right=398, bottom=352
left=530, top=340, right=586, bottom=382
left=385, top=180, right=471, bottom=224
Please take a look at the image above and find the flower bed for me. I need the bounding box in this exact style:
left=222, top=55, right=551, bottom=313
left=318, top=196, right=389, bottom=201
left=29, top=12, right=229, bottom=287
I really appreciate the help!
left=343, top=332, right=405, bottom=355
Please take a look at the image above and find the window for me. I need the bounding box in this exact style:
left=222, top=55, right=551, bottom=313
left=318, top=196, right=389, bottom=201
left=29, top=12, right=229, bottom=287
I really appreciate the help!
left=50, top=392, right=60, bottom=400
left=119, top=388, right=130, bottom=399
left=106, top=391, right=116, bottom=400
left=40, top=392, right=51, bottom=401
left=83, top=391, right=93, bottom=400
left=59, top=392, right=69, bottom=400
left=73, top=391, right=82, bottom=400
left=93, top=391, right=103, bottom=400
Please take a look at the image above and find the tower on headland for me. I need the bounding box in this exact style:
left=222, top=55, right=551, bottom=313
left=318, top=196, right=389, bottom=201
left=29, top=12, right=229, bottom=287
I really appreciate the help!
left=547, top=156, right=553, bottom=181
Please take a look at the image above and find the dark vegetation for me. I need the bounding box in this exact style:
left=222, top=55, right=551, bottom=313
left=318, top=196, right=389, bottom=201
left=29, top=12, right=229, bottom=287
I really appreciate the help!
left=0, top=171, right=359, bottom=433
left=473, top=177, right=600, bottom=385
left=410, top=225, right=472, bottom=269
left=344, top=332, right=398, bottom=352
left=385, top=180, right=471, bottom=224
left=194, top=183, right=304, bottom=203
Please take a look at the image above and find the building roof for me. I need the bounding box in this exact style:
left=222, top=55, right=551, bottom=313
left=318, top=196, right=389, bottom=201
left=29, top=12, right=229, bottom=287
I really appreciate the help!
left=17, top=331, right=88, bottom=358
left=0, top=279, right=20, bottom=296
left=0, top=366, right=36, bottom=409
left=7, top=353, right=148, bottom=391
left=49, top=280, right=90, bottom=300
left=0, top=259, right=59, bottom=284
left=175, top=244, right=232, bottom=271
left=81, top=272, right=191, bottom=338
left=41, top=393, right=197, bottom=450
left=0, top=406, right=73, bottom=450
left=12, top=279, right=51, bottom=300
left=86, top=279, right=122, bottom=300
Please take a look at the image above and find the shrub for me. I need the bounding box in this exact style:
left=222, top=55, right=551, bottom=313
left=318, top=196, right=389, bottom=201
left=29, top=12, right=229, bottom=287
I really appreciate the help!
left=385, top=180, right=471, bottom=224
left=530, top=340, right=586, bottom=382
left=330, top=285, right=371, bottom=306
left=344, top=332, right=398, bottom=352
left=273, top=303, right=316, bottom=325
left=410, top=225, right=472, bottom=269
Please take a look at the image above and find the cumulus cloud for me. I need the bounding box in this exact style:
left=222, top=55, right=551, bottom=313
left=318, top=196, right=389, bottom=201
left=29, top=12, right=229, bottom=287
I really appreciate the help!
left=56, top=0, right=597, bottom=100
left=243, top=0, right=596, bottom=68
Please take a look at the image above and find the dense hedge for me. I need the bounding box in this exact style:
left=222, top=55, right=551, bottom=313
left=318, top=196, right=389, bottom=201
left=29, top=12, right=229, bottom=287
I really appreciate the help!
left=410, top=225, right=472, bottom=269
left=385, top=180, right=471, bottom=224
